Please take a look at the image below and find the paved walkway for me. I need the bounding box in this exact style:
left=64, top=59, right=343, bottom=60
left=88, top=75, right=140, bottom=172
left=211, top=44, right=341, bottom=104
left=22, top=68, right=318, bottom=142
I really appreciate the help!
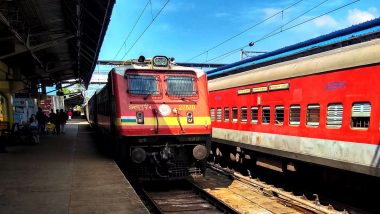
left=0, top=119, right=148, bottom=214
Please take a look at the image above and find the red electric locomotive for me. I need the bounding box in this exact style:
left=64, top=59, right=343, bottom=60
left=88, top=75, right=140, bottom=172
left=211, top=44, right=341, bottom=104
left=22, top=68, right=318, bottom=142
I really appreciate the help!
left=208, top=32, right=380, bottom=178
left=87, top=56, right=211, bottom=180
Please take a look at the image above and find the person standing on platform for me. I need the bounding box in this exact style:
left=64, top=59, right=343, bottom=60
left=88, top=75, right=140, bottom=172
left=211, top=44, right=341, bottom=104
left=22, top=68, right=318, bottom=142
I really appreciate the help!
left=36, top=107, right=46, bottom=134
left=28, top=114, right=39, bottom=144
left=55, top=109, right=61, bottom=135
left=49, top=109, right=57, bottom=134
left=59, top=109, right=68, bottom=134
left=68, top=110, right=72, bottom=120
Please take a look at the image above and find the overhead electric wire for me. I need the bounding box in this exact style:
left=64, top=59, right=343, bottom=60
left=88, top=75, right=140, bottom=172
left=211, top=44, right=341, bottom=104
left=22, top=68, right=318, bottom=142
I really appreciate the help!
left=186, top=0, right=305, bottom=62
left=112, top=0, right=151, bottom=61
left=121, top=0, right=170, bottom=61
left=207, top=0, right=330, bottom=63
left=206, top=0, right=359, bottom=63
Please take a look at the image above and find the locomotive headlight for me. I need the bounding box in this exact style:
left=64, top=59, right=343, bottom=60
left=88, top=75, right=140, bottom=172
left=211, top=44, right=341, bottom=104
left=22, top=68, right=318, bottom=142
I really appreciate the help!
left=136, top=111, right=144, bottom=124
left=131, top=147, right=146, bottom=164
left=153, top=56, right=169, bottom=67
left=193, top=144, right=207, bottom=160
left=187, top=111, right=194, bottom=123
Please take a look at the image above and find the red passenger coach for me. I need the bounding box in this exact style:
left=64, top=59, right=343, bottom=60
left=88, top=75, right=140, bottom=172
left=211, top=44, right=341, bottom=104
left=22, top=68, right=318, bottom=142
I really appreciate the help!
left=208, top=32, right=380, bottom=178
left=87, top=56, right=211, bottom=180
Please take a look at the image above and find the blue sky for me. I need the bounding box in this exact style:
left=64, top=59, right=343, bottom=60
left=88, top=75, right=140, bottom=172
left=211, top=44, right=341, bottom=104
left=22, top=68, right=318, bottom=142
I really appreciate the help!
left=97, top=0, right=379, bottom=67
left=85, top=0, right=379, bottom=96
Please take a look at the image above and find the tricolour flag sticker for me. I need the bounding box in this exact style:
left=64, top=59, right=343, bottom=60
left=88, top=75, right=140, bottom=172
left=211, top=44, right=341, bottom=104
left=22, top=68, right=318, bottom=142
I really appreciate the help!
left=121, top=116, right=137, bottom=123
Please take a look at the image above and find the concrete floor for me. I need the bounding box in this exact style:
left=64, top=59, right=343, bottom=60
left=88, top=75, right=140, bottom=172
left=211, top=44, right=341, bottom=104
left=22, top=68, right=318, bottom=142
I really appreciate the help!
left=0, top=119, right=149, bottom=214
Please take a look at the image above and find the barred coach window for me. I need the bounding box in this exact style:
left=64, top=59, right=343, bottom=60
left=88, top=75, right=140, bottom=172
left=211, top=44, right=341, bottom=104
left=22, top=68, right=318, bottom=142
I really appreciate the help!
left=232, top=107, right=238, bottom=122
left=327, top=103, right=343, bottom=128
left=275, top=106, right=284, bottom=125
left=241, top=107, right=247, bottom=123
left=210, top=108, right=215, bottom=122
left=351, top=102, right=371, bottom=129
left=307, top=104, right=320, bottom=126
left=262, top=106, right=270, bottom=124
left=128, top=75, right=159, bottom=95
left=224, top=107, right=230, bottom=122
left=167, top=76, right=196, bottom=96
left=216, top=108, right=222, bottom=121
left=251, top=107, right=258, bottom=124
left=289, top=105, right=300, bottom=125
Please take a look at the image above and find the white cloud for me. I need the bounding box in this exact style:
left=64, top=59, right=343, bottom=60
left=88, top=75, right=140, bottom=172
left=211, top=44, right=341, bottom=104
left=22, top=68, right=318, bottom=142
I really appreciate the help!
left=215, top=12, right=229, bottom=18
left=313, top=15, right=338, bottom=28
left=347, top=9, right=376, bottom=25
left=262, top=8, right=282, bottom=19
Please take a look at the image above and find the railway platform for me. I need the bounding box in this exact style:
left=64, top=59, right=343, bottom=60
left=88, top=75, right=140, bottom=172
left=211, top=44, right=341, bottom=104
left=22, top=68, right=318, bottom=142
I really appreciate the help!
left=0, top=119, right=149, bottom=214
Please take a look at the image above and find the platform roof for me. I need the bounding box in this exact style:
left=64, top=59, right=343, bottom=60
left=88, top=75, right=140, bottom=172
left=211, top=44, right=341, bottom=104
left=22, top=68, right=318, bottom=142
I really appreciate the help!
left=0, top=0, right=115, bottom=88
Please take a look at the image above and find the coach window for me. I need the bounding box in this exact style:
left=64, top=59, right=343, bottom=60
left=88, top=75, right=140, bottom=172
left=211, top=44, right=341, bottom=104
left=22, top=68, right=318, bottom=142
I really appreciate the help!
left=351, top=102, right=371, bottom=129
left=232, top=107, right=238, bottom=122
left=275, top=106, right=284, bottom=125
left=327, top=103, right=343, bottom=128
left=241, top=107, right=247, bottom=123
left=289, top=105, right=301, bottom=126
left=251, top=107, right=258, bottom=124
left=262, top=106, right=270, bottom=124
left=216, top=108, right=222, bottom=122
left=210, top=108, right=215, bottom=122
left=307, top=104, right=320, bottom=127
left=224, top=107, right=230, bottom=122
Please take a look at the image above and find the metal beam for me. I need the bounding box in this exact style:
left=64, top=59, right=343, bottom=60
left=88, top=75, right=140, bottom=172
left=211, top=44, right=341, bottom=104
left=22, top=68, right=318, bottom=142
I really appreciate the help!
left=0, top=35, right=75, bottom=60
left=96, top=60, right=226, bottom=68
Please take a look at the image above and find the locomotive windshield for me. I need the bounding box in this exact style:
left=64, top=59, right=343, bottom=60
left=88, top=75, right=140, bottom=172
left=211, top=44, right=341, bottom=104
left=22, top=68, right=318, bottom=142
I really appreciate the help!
left=166, top=76, right=196, bottom=96
left=128, top=75, right=159, bottom=95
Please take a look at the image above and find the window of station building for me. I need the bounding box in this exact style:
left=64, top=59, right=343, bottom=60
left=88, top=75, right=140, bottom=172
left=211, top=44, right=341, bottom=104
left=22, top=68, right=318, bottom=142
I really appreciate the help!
left=351, top=102, right=371, bottom=129
left=241, top=107, right=247, bottom=123
left=262, top=106, right=270, bottom=124
left=275, top=106, right=284, bottom=125
left=210, top=108, right=215, bottom=121
left=251, top=107, right=258, bottom=124
left=216, top=108, right=222, bottom=121
left=306, top=104, right=320, bottom=126
left=232, top=107, right=238, bottom=122
left=289, top=105, right=301, bottom=126
left=326, top=103, right=343, bottom=128
left=224, top=107, right=230, bottom=122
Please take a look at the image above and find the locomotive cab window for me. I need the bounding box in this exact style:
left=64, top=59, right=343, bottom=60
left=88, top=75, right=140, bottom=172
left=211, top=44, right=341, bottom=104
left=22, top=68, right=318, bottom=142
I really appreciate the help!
left=224, top=107, right=230, bottom=122
left=128, top=75, right=159, bottom=95
left=307, top=104, right=320, bottom=127
left=262, top=106, right=270, bottom=124
left=241, top=107, right=247, bottom=123
left=351, top=102, right=371, bottom=129
left=166, top=76, right=197, bottom=97
left=232, top=107, right=238, bottom=122
left=210, top=108, right=215, bottom=122
left=216, top=108, right=222, bottom=121
left=327, top=103, right=343, bottom=128
left=275, top=106, right=284, bottom=125
left=251, top=107, right=258, bottom=124
left=289, top=105, right=300, bottom=126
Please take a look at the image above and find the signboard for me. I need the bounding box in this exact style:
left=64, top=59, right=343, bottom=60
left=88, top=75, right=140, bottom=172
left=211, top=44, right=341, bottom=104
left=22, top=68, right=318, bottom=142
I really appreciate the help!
left=269, top=83, right=290, bottom=91
left=237, top=88, right=251, bottom=95
left=252, top=86, right=268, bottom=93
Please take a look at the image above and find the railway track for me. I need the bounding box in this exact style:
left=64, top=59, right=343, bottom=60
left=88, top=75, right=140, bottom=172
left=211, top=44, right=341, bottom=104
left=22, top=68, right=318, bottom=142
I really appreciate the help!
left=140, top=180, right=238, bottom=214
left=188, top=163, right=350, bottom=214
